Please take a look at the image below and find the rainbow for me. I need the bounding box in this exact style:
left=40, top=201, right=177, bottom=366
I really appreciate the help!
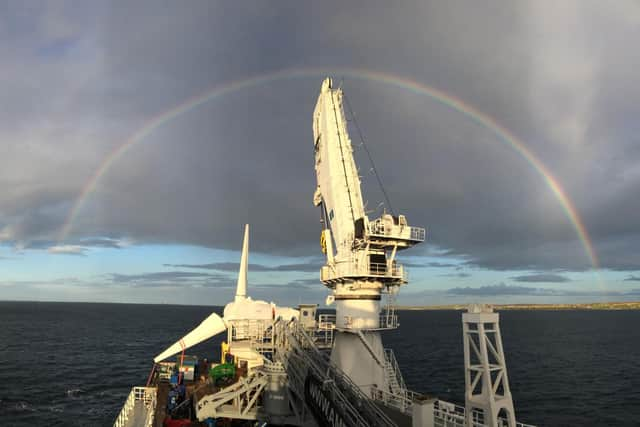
left=58, top=67, right=599, bottom=270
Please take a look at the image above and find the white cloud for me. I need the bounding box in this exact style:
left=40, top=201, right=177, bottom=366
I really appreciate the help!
left=47, top=245, right=87, bottom=256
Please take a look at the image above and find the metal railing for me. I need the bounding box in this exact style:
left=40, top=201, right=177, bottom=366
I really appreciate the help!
left=113, top=387, right=156, bottom=427
left=317, top=314, right=336, bottom=330
left=310, top=316, right=334, bottom=348
left=229, top=319, right=274, bottom=353
left=138, top=387, right=156, bottom=427
left=318, top=313, right=398, bottom=331
left=370, top=386, right=422, bottom=415
left=321, top=261, right=407, bottom=282
left=384, top=348, right=407, bottom=392
left=113, top=387, right=136, bottom=427
left=433, top=400, right=536, bottom=427
left=368, top=219, right=426, bottom=243
left=410, top=226, right=426, bottom=241
left=273, top=320, right=397, bottom=427
left=368, top=348, right=417, bottom=415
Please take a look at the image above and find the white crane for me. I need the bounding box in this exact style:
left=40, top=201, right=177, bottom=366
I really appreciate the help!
left=312, top=77, right=425, bottom=395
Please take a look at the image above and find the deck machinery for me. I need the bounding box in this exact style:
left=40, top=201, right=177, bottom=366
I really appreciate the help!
left=113, top=78, right=535, bottom=427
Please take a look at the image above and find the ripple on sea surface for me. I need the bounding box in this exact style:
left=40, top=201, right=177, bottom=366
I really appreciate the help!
left=1, top=302, right=639, bottom=426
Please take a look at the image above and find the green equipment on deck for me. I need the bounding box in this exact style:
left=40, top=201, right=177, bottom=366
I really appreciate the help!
left=209, top=363, right=236, bottom=385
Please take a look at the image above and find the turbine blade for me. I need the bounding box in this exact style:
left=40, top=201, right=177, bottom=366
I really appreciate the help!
left=153, top=312, right=226, bottom=362
left=235, top=224, right=249, bottom=300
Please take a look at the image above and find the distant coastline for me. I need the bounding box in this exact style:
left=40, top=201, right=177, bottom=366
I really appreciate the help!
left=395, top=301, right=640, bottom=311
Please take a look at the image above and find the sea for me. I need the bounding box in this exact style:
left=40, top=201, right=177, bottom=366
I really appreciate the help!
left=0, top=301, right=638, bottom=426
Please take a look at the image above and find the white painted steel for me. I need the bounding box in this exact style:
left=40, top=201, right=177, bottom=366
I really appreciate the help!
left=113, top=387, right=156, bottom=427
left=153, top=312, right=227, bottom=362
left=154, top=225, right=298, bottom=361
left=195, top=370, right=269, bottom=420
left=463, top=305, right=517, bottom=427
left=313, top=77, right=366, bottom=259
left=235, top=224, right=249, bottom=300
left=312, top=77, right=425, bottom=396
left=433, top=400, right=535, bottom=427
left=335, top=299, right=380, bottom=329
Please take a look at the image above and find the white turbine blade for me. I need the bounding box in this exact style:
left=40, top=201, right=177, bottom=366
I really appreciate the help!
left=153, top=312, right=226, bottom=362
left=235, top=224, right=249, bottom=301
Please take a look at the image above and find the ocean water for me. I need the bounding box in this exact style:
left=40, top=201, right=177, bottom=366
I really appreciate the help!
left=0, top=302, right=638, bottom=426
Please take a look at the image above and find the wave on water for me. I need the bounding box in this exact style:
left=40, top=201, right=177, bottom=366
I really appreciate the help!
left=66, top=388, right=84, bottom=398
left=1, top=400, right=36, bottom=413
left=1, top=302, right=639, bottom=426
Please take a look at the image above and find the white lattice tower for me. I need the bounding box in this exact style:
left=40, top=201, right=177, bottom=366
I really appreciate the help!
left=462, top=304, right=516, bottom=427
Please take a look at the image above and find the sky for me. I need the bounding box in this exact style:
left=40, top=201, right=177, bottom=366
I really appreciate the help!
left=1, top=1, right=640, bottom=306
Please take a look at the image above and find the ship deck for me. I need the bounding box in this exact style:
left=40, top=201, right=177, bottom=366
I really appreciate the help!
left=122, top=401, right=149, bottom=427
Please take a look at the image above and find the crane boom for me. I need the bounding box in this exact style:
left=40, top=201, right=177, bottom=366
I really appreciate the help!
left=313, top=78, right=365, bottom=260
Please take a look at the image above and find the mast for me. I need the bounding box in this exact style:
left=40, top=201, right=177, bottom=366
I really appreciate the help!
left=312, top=77, right=426, bottom=394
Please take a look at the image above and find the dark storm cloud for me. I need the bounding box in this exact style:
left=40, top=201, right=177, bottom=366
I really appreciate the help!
left=511, top=274, right=571, bottom=283
left=402, top=261, right=461, bottom=268
left=105, top=271, right=234, bottom=288
left=1, top=1, right=639, bottom=275
left=163, top=262, right=321, bottom=273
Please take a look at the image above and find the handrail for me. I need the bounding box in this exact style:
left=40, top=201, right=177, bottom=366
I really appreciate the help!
left=318, top=313, right=398, bottom=330
left=384, top=348, right=407, bottom=391
left=321, top=262, right=407, bottom=282
left=113, top=387, right=156, bottom=427
left=113, top=388, right=136, bottom=427
left=368, top=219, right=426, bottom=242
left=434, top=399, right=536, bottom=427
left=141, top=387, right=157, bottom=427
left=274, top=320, right=397, bottom=427
left=370, top=386, right=421, bottom=415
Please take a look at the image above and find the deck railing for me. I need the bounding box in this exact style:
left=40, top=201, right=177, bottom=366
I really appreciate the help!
left=434, top=400, right=536, bottom=427
left=321, top=261, right=407, bottom=282
left=113, top=387, right=136, bottom=427
left=368, top=219, right=426, bottom=242
left=370, top=386, right=422, bottom=415
left=318, top=313, right=398, bottom=331
left=113, top=386, right=156, bottom=427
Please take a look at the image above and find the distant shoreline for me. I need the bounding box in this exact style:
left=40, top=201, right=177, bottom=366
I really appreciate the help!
left=2, top=299, right=640, bottom=311
left=395, top=301, right=640, bottom=311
